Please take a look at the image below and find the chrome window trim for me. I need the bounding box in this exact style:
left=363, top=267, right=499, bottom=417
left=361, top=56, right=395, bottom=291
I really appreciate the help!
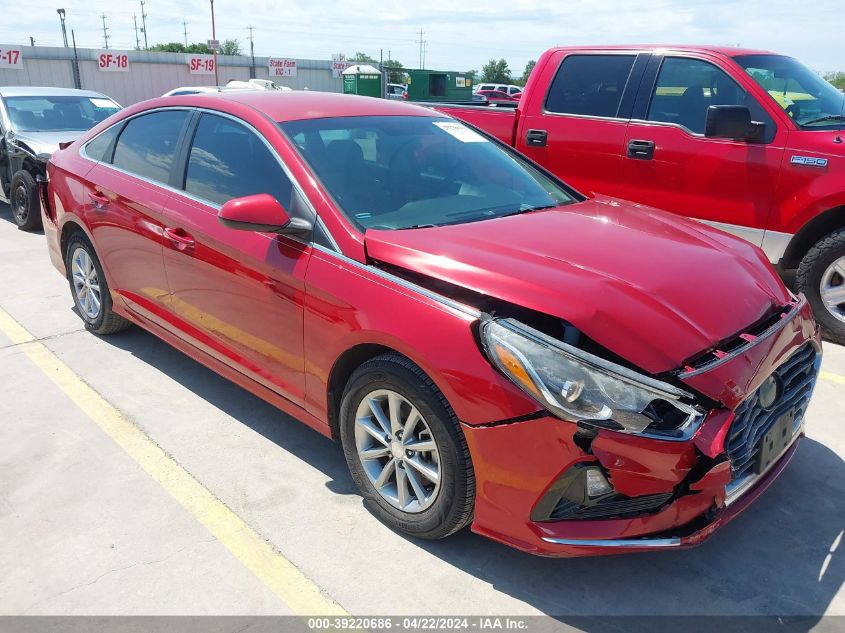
left=79, top=105, right=338, bottom=251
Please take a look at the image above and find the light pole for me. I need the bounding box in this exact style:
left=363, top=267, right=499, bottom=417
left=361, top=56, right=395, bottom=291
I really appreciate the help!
left=57, top=8, right=68, bottom=48
left=210, top=0, right=219, bottom=85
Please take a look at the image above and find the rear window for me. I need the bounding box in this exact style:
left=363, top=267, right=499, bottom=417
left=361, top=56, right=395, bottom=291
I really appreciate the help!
left=545, top=55, right=636, bottom=118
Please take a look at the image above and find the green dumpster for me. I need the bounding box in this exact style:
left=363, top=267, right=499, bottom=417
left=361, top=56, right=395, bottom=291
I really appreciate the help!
left=405, top=69, right=473, bottom=102
left=342, top=64, right=383, bottom=98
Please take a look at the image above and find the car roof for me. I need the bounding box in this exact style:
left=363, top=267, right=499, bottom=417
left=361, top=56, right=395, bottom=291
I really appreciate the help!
left=0, top=86, right=111, bottom=98
left=546, top=45, right=777, bottom=58
left=145, top=90, right=438, bottom=122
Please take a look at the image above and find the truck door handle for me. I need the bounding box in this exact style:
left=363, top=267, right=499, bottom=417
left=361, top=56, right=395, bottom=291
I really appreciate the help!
left=164, top=227, right=196, bottom=251
left=525, top=129, right=548, bottom=147
left=627, top=139, right=655, bottom=160
left=88, top=192, right=110, bottom=210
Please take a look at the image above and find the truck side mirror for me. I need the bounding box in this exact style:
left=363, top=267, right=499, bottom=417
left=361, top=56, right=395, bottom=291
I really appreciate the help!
left=705, top=106, right=765, bottom=142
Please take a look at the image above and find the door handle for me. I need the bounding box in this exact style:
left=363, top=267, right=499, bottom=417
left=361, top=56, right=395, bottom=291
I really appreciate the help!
left=88, top=192, right=110, bottom=210
left=525, top=129, right=548, bottom=147
left=164, top=227, right=196, bottom=251
left=627, top=139, right=655, bottom=160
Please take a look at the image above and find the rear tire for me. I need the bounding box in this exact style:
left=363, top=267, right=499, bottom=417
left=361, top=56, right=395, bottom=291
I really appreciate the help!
left=65, top=233, right=131, bottom=335
left=339, top=353, right=475, bottom=539
left=11, top=170, right=42, bottom=232
left=796, top=229, right=845, bottom=345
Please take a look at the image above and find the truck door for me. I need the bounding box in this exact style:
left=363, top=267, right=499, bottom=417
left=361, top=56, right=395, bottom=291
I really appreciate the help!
left=517, top=52, right=648, bottom=197
left=617, top=53, right=785, bottom=244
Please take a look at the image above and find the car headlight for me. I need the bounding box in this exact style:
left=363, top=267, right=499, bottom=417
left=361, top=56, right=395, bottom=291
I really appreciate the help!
left=481, top=318, right=702, bottom=436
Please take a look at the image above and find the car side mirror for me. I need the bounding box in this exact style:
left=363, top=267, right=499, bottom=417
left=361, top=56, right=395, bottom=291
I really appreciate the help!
left=217, top=193, right=311, bottom=236
left=704, top=105, right=765, bottom=142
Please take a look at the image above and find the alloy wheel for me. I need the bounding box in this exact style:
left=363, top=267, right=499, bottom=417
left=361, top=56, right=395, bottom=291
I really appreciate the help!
left=820, top=256, right=845, bottom=324
left=13, top=184, right=29, bottom=223
left=354, top=389, right=441, bottom=513
left=71, top=247, right=102, bottom=320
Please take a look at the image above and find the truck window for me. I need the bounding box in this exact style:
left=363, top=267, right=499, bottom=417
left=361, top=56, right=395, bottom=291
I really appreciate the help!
left=545, top=55, right=636, bottom=118
left=647, top=57, right=747, bottom=134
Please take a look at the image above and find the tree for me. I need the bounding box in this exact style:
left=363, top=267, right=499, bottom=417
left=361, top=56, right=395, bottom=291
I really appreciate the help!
left=465, top=69, right=478, bottom=82
left=383, top=58, right=405, bottom=84
left=521, top=60, right=536, bottom=85
left=352, top=52, right=378, bottom=64
left=150, top=42, right=211, bottom=53
left=481, top=58, right=511, bottom=84
left=824, top=71, right=845, bottom=91
left=218, top=38, right=242, bottom=56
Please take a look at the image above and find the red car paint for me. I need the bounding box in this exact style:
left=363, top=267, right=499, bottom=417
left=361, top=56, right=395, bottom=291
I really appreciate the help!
left=43, top=91, right=820, bottom=556
left=434, top=46, right=845, bottom=271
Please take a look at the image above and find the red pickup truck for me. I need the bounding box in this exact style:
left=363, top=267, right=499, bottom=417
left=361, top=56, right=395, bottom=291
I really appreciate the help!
left=435, top=46, right=845, bottom=342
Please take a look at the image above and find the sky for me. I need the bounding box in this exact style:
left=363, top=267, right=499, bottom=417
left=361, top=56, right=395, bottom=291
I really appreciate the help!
left=2, top=0, right=843, bottom=75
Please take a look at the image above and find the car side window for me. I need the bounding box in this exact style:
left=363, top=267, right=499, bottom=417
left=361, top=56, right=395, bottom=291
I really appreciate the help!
left=112, top=110, right=189, bottom=183
left=647, top=58, right=747, bottom=134
left=184, top=113, right=293, bottom=208
left=545, top=55, right=636, bottom=118
left=84, top=125, right=121, bottom=162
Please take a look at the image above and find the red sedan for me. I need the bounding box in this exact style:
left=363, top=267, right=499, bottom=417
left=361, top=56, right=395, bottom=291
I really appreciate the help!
left=476, top=89, right=519, bottom=104
left=42, top=91, right=821, bottom=556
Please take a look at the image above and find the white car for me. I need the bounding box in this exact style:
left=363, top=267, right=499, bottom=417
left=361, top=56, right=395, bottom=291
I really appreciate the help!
left=474, top=83, right=522, bottom=96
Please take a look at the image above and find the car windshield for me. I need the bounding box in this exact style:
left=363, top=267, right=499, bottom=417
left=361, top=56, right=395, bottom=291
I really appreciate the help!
left=736, top=55, right=845, bottom=130
left=4, top=95, right=120, bottom=132
left=280, top=116, right=576, bottom=230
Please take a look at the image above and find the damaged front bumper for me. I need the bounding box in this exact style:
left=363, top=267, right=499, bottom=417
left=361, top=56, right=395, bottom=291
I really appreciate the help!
left=463, top=297, right=821, bottom=557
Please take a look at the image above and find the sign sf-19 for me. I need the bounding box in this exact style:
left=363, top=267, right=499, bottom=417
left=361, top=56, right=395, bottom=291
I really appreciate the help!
left=98, top=52, right=129, bottom=72
left=188, top=54, right=215, bottom=75
left=269, top=58, right=297, bottom=77
left=0, top=48, right=23, bottom=69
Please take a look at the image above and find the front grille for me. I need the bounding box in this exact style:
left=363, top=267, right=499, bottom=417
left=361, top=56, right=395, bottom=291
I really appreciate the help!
left=550, top=492, right=673, bottom=520
left=725, top=343, right=819, bottom=482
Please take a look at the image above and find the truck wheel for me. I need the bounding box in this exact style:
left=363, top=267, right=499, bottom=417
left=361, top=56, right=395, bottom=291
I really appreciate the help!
left=10, top=171, right=42, bottom=232
left=796, top=229, right=845, bottom=345
left=339, top=353, right=475, bottom=539
left=65, top=233, right=132, bottom=335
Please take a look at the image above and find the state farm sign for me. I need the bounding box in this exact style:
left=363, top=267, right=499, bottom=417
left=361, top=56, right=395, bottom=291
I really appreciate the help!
left=268, top=58, right=296, bottom=77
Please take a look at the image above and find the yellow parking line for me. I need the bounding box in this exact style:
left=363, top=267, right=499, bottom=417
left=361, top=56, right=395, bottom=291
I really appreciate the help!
left=0, top=307, right=346, bottom=616
left=820, top=371, right=845, bottom=386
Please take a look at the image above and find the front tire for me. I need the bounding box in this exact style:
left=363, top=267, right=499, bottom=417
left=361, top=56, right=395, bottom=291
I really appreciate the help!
left=796, top=229, right=845, bottom=345
left=339, top=353, right=475, bottom=539
left=11, top=170, right=42, bottom=231
left=65, top=233, right=131, bottom=335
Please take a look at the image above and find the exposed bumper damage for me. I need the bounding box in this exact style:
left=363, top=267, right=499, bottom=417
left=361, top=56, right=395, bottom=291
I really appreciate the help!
left=463, top=297, right=821, bottom=557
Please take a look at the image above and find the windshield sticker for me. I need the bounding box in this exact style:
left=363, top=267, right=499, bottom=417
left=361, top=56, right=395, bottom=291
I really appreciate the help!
left=433, top=121, right=487, bottom=143
left=90, top=98, right=117, bottom=109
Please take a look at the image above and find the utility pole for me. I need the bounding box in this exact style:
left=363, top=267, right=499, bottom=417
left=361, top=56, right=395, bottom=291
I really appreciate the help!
left=416, top=28, right=425, bottom=70
left=101, top=13, right=110, bottom=50
left=422, top=41, right=428, bottom=69
left=71, top=29, right=82, bottom=88
left=246, top=25, right=255, bottom=79
left=57, top=9, right=69, bottom=47
left=132, top=15, right=141, bottom=49
left=182, top=20, right=189, bottom=47
left=209, top=0, right=219, bottom=85
left=140, top=0, right=148, bottom=49
left=29, top=37, right=35, bottom=46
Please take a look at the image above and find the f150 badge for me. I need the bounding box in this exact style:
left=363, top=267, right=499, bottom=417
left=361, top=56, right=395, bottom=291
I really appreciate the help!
left=791, top=156, right=829, bottom=168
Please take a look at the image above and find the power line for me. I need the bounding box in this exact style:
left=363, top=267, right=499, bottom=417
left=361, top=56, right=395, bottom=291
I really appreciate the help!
left=416, top=28, right=426, bottom=70
left=100, top=13, right=110, bottom=49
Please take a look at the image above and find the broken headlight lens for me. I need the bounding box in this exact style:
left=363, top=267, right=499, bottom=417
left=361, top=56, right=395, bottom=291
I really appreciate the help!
left=481, top=318, right=701, bottom=435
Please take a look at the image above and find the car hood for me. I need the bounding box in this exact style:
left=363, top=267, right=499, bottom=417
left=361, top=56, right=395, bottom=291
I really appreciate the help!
left=364, top=196, right=792, bottom=374
left=9, top=130, right=86, bottom=159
